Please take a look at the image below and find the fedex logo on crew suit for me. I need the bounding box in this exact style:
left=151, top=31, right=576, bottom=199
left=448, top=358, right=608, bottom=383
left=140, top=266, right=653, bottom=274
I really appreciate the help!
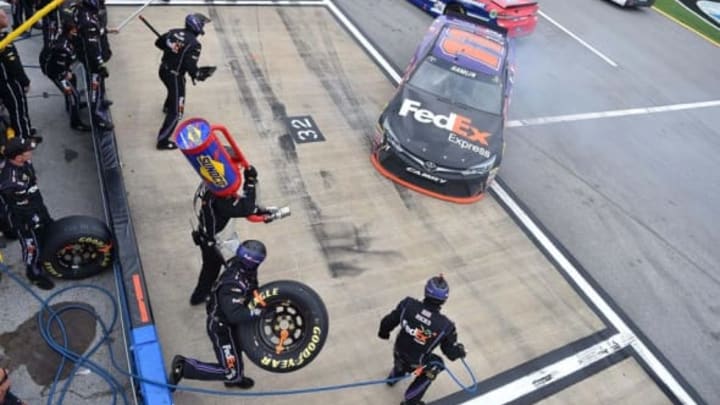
left=399, top=99, right=490, bottom=146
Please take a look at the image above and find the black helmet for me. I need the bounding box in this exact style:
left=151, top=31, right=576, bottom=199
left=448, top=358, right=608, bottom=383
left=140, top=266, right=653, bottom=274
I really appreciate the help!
left=235, top=240, right=267, bottom=271
left=424, top=274, right=449, bottom=303
left=185, top=13, right=210, bottom=35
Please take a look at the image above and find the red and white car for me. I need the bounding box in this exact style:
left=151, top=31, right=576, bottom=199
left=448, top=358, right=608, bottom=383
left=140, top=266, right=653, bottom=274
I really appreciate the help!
left=407, top=0, right=539, bottom=37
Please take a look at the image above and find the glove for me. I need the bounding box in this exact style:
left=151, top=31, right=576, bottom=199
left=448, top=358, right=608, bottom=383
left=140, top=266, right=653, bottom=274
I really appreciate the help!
left=454, top=343, right=467, bottom=359
left=378, top=330, right=390, bottom=340
left=244, top=165, right=258, bottom=182
left=60, top=79, right=72, bottom=94
left=98, top=64, right=109, bottom=78
left=195, top=66, right=216, bottom=82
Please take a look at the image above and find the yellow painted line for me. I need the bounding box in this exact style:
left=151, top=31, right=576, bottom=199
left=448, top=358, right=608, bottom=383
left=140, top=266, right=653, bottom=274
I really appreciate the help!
left=652, top=5, right=720, bottom=47
left=0, top=0, right=65, bottom=49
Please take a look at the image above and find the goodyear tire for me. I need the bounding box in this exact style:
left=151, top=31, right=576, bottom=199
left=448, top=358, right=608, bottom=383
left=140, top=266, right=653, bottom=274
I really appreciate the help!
left=40, top=216, right=114, bottom=280
left=237, top=280, right=329, bottom=373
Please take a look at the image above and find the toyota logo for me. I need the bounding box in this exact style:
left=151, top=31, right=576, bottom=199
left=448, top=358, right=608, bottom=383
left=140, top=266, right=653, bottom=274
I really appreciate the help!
left=423, top=161, right=437, bottom=172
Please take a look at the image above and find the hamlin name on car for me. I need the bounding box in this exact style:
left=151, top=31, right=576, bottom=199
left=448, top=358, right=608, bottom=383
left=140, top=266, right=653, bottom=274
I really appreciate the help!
left=450, top=65, right=477, bottom=78
left=399, top=98, right=491, bottom=146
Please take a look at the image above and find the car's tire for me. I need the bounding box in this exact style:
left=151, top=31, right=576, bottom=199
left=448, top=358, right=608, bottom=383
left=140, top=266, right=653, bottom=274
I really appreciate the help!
left=40, top=215, right=114, bottom=280
left=445, top=3, right=466, bottom=15
left=237, top=280, right=329, bottom=373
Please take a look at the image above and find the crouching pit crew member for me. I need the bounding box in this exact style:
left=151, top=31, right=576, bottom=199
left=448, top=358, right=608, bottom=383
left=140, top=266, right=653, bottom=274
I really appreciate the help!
left=168, top=240, right=267, bottom=391
left=0, top=138, right=54, bottom=290
left=378, top=274, right=467, bottom=405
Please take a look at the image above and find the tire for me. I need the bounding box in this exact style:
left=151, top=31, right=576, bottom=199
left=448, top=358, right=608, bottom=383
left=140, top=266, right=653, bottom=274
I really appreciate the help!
left=40, top=215, right=114, bottom=280
left=237, top=280, right=329, bottom=373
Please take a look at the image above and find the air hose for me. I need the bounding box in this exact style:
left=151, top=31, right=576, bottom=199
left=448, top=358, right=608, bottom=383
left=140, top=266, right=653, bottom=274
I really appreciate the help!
left=0, top=263, right=477, bottom=402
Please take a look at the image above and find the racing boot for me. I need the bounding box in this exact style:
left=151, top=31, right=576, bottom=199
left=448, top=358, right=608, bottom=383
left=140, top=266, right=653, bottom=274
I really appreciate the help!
left=168, top=355, right=185, bottom=392
left=71, top=121, right=92, bottom=132
left=96, top=118, right=114, bottom=131
left=386, top=368, right=400, bottom=387
left=157, top=140, right=178, bottom=151
left=224, top=376, right=254, bottom=389
left=189, top=290, right=208, bottom=306
left=26, top=271, right=54, bottom=290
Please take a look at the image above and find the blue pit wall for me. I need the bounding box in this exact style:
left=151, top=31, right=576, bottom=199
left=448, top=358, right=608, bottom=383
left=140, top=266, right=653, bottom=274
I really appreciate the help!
left=85, top=73, right=173, bottom=404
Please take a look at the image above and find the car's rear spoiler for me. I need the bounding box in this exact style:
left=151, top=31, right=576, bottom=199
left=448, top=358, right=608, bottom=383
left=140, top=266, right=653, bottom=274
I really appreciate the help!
left=445, top=11, right=509, bottom=37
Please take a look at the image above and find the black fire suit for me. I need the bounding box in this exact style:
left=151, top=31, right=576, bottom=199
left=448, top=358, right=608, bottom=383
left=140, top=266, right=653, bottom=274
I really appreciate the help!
left=42, top=33, right=85, bottom=128
left=177, top=258, right=258, bottom=382
left=379, top=297, right=467, bottom=405
left=0, top=160, right=54, bottom=279
left=154, top=28, right=201, bottom=143
left=192, top=171, right=258, bottom=301
left=38, top=0, right=62, bottom=47
left=75, top=3, right=112, bottom=127
left=12, top=0, right=35, bottom=30
left=0, top=33, right=32, bottom=139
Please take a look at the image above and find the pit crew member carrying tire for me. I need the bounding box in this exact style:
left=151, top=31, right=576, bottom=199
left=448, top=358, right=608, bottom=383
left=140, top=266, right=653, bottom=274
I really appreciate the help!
left=168, top=239, right=268, bottom=391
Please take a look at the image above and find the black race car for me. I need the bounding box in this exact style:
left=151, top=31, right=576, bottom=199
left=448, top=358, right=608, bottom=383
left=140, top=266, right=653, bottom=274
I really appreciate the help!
left=371, top=13, right=515, bottom=203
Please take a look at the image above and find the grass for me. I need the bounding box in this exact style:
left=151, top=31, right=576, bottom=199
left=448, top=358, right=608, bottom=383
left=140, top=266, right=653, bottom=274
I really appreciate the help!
left=653, top=0, right=720, bottom=45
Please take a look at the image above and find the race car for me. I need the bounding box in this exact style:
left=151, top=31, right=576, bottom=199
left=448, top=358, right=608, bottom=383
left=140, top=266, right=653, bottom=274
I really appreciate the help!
left=371, top=13, right=515, bottom=204
left=407, top=0, right=539, bottom=37
left=606, top=0, right=656, bottom=7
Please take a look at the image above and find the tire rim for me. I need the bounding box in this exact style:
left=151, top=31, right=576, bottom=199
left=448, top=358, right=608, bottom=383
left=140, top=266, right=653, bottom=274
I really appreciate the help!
left=257, top=299, right=309, bottom=354
left=56, top=242, right=103, bottom=269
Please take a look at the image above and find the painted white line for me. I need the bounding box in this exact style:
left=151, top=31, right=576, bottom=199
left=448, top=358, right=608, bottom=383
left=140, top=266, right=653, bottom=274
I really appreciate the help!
left=489, top=184, right=697, bottom=405
left=538, top=10, right=618, bottom=68
left=114, top=0, right=157, bottom=31
left=324, top=0, right=402, bottom=84
left=107, top=0, right=325, bottom=5
left=326, top=1, right=698, bottom=403
left=466, top=333, right=635, bottom=404
left=507, top=99, right=720, bottom=128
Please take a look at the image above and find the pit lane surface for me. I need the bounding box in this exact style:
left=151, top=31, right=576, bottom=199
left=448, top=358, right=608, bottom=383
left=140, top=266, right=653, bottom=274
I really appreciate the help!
left=104, top=1, right=689, bottom=404
left=336, top=0, right=720, bottom=402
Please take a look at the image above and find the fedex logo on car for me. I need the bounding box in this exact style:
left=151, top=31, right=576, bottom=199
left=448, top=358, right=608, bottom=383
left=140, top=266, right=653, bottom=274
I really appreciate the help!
left=399, top=99, right=490, bottom=146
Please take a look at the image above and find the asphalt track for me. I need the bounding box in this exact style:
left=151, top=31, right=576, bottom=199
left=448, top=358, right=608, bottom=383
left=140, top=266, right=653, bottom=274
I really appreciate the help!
left=335, top=0, right=720, bottom=402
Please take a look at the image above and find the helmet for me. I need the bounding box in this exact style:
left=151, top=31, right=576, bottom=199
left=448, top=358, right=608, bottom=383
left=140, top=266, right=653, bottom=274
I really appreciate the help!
left=185, top=13, right=210, bottom=35
left=424, top=275, right=449, bottom=303
left=236, top=240, right=267, bottom=271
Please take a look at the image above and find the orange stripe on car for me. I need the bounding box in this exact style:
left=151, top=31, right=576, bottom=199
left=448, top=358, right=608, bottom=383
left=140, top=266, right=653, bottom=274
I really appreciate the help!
left=448, top=28, right=504, bottom=53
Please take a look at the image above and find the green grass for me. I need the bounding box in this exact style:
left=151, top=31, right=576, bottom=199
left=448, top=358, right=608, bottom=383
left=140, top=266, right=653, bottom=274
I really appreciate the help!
left=654, top=0, right=720, bottom=45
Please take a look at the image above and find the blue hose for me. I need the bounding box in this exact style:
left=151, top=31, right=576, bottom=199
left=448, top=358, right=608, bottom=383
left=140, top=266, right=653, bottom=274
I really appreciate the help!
left=0, top=263, right=478, bottom=401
